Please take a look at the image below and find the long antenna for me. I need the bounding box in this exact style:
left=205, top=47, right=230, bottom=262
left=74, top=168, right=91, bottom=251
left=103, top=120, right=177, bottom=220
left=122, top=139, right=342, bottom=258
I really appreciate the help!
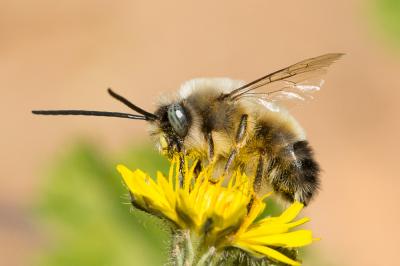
left=107, top=88, right=158, bottom=121
left=32, top=110, right=148, bottom=120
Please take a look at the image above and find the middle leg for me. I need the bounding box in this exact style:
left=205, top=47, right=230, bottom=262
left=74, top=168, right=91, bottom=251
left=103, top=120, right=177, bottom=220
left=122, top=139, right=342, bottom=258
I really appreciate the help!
left=224, top=114, right=248, bottom=172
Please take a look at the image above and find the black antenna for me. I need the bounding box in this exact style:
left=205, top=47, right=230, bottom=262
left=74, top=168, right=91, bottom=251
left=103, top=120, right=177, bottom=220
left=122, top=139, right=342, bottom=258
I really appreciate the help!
left=32, top=88, right=159, bottom=121
left=107, top=88, right=158, bottom=121
left=32, top=110, right=148, bottom=120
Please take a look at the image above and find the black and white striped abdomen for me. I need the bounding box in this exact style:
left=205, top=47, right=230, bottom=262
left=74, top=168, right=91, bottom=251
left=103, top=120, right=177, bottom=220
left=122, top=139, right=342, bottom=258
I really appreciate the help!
left=246, top=112, right=320, bottom=205
left=266, top=139, right=320, bottom=204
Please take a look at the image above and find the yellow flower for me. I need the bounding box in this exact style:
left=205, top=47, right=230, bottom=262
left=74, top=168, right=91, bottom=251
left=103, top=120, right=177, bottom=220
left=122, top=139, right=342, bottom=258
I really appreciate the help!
left=117, top=156, right=316, bottom=266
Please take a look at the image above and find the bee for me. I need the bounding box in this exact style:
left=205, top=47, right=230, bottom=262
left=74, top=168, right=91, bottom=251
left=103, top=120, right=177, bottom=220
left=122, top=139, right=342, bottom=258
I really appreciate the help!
left=33, top=53, right=343, bottom=205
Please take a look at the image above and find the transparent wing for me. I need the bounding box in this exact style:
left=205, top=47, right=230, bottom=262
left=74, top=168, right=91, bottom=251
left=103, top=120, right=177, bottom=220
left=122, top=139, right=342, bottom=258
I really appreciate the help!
left=227, top=53, right=343, bottom=111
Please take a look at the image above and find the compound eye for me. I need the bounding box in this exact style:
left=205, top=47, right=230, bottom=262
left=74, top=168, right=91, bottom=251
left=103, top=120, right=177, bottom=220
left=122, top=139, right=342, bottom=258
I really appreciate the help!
left=167, top=104, right=188, bottom=137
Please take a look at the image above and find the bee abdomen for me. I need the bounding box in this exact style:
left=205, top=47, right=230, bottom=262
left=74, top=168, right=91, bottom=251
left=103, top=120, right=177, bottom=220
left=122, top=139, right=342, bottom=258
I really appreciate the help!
left=267, top=140, right=320, bottom=205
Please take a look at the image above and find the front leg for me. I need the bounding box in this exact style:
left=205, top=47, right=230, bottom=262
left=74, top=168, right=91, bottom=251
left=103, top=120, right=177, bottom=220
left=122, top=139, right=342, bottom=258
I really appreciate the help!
left=178, top=153, right=185, bottom=187
left=174, top=138, right=188, bottom=188
left=179, top=132, right=214, bottom=185
left=224, top=114, right=248, bottom=172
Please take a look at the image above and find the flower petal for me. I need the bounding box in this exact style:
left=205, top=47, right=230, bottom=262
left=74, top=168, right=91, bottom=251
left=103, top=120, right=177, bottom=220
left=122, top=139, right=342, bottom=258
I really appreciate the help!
left=117, top=157, right=316, bottom=266
left=234, top=240, right=301, bottom=266
left=238, top=230, right=314, bottom=248
left=277, top=201, right=304, bottom=223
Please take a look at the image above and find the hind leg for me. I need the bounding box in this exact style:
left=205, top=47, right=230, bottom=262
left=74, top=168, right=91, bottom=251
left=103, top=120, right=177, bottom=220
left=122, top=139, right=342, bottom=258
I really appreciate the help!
left=292, top=141, right=320, bottom=205
left=269, top=141, right=320, bottom=205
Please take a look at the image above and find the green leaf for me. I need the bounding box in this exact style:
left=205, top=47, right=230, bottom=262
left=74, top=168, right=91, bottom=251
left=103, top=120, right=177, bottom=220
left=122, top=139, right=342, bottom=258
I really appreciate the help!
left=34, top=140, right=170, bottom=266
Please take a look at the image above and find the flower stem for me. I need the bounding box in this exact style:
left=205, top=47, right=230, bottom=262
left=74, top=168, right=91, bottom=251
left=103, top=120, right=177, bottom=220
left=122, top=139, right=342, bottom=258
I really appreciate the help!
left=184, top=230, right=194, bottom=265
left=172, top=230, right=218, bottom=266
left=195, top=246, right=216, bottom=266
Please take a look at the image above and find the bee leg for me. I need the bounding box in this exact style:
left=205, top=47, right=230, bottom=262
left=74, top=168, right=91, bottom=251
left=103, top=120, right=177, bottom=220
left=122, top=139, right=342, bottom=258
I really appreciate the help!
left=246, top=152, right=267, bottom=212
left=235, top=114, right=248, bottom=144
left=246, top=196, right=254, bottom=213
left=224, top=150, right=237, bottom=172
left=224, top=114, right=248, bottom=172
left=178, top=153, right=185, bottom=187
left=194, top=160, right=202, bottom=176
left=206, top=131, right=214, bottom=162
left=245, top=152, right=266, bottom=212
left=290, top=141, right=320, bottom=205
left=253, top=151, right=266, bottom=193
left=269, top=141, right=320, bottom=205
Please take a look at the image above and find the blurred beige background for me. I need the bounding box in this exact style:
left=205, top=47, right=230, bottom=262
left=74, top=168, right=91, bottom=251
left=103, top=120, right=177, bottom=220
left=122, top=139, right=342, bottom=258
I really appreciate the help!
left=1, top=0, right=400, bottom=265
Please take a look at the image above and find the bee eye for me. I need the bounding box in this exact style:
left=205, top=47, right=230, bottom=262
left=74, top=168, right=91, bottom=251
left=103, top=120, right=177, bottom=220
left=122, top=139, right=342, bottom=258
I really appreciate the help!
left=167, top=104, right=188, bottom=137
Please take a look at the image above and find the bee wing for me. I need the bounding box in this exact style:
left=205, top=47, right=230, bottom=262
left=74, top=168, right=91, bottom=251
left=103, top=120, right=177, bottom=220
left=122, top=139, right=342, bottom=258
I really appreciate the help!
left=227, top=53, right=343, bottom=110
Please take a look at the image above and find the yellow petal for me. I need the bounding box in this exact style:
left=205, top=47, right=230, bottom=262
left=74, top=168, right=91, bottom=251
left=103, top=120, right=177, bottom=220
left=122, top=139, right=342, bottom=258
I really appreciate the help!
left=117, top=156, right=316, bottom=266
left=286, top=217, right=310, bottom=228
left=234, top=240, right=301, bottom=266
left=117, top=164, right=134, bottom=189
left=248, top=217, right=310, bottom=237
left=277, top=201, right=304, bottom=223
left=238, top=223, right=290, bottom=238
left=239, top=230, right=314, bottom=248
left=237, top=198, right=265, bottom=234
left=157, top=171, right=176, bottom=209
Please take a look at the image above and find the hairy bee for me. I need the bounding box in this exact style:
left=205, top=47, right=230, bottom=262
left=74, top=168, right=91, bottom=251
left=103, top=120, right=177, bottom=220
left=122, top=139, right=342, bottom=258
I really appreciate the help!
left=33, top=53, right=343, bottom=205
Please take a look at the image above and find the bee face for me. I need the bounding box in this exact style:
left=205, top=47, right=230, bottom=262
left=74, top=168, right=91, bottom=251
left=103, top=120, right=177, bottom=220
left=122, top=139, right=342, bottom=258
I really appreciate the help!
left=153, top=102, right=192, bottom=154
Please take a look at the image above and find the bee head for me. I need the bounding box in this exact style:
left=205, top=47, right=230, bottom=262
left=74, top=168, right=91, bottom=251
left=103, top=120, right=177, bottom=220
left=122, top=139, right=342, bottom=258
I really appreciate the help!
left=152, top=102, right=191, bottom=154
